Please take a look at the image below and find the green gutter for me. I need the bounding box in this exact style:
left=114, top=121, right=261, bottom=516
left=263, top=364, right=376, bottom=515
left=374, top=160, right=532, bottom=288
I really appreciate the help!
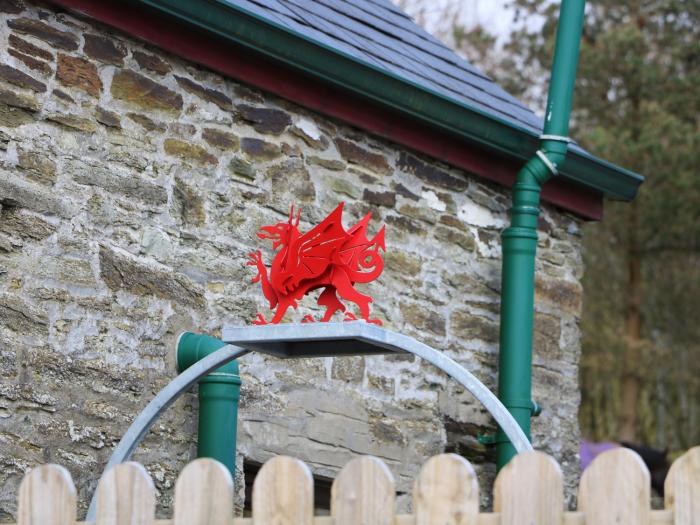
left=496, top=0, right=588, bottom=469
left=135, top=0, right=643, bottom=202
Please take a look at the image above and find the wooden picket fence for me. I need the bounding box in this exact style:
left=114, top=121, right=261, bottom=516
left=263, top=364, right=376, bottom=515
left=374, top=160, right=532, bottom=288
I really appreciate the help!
left=10, top=446, right=700, bottom=525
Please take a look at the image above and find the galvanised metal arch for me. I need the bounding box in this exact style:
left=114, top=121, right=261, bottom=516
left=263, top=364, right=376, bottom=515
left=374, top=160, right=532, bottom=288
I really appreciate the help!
left=86, top=322, right=531, bottom=520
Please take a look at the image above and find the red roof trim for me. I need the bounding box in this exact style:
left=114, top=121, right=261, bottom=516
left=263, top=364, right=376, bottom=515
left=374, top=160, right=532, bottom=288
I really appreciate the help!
left=49, top=0, right=603, bottom=220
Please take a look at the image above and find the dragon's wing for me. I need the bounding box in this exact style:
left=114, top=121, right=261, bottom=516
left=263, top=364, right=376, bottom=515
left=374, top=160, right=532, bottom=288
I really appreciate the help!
left=287, top=203, right=349, bottom=283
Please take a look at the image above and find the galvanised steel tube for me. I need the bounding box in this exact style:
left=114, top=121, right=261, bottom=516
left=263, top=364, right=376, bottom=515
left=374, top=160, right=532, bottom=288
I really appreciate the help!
left=496, top=0, right=586, bottom=470
left=177, top=332, right=241, bottom=478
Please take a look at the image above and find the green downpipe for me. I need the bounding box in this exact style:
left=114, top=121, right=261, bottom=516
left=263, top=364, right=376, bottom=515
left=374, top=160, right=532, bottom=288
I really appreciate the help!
left=496, top=0, right=586, bottom=470
left=176, top=332, right=241, bottom=478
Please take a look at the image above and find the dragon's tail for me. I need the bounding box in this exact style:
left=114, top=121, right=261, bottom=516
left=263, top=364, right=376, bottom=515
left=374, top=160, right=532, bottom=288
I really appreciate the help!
left=345, top=216, right=386, bottom=283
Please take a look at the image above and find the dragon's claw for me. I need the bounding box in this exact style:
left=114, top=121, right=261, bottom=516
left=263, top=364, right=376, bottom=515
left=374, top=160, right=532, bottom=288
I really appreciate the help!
left=343, top=312, right=358, bottom=321
left=301, top=315, right=316, bottom=323
left=252, top=313, right=268, bottom=325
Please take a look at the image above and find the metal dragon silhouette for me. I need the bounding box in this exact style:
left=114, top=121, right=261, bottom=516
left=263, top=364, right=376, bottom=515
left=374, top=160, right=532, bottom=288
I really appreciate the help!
left=247, top=203, right=386, bottom=325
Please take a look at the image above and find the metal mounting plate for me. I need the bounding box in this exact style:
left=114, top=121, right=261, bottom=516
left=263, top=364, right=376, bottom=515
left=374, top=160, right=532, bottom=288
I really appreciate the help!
left=222, top=321, right=403, bottom=358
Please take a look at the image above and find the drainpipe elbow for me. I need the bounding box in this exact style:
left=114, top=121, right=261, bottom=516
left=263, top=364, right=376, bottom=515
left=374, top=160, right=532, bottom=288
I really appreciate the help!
left=177, top=332, right=241, bottom=380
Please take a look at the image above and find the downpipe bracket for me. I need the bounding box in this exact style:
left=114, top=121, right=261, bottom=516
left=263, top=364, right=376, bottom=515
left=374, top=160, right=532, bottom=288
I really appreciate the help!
left=535, top=150, right=559, bottom=177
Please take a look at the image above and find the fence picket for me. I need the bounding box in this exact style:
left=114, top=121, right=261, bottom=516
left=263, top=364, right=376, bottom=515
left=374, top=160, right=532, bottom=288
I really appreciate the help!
left=173, top=458, right=233, bottom=525
left=17, top=464, right=76, bottom=525
left=578, top=448, right=650, bottom=525
left=331, top=456, right=395, bottom=525
left=665, top=446, right=700, bottom=524
left=414, top=453, right=479, bottom=525
left=493, top=451, right=563, bottom=525
left=96, top=462, right=154, bottom=525
left=252, top=455, right=313, bottom=525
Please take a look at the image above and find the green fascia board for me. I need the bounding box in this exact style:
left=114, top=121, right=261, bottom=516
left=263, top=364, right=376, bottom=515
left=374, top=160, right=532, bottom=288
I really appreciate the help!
left=138, top=0, right=644, bottom=201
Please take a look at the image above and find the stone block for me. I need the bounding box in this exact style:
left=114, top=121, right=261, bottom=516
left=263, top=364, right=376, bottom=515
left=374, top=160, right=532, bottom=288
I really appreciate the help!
left=175, top=75, right=231, bottom=110
left=308, top=156, right=345, bottom=170
left=0, top=0, right=24, bottom=14
left=237, top=104, right=291, bottom=134
left=385, top=250, right=421, bottom=277
left=331, top=356, right=365, bottom=383
left=367, top=374, right=395, bottom=396
left=535, top=276, right=583, bottom=316
left=57, top=51, right=103, bottom=96
left=328, top=177, right=361, bottom=199
left=111, top=70, right=183, bottom=113
left=173, top=178, right=206, bottom=226
left=0, top=293, right=47, bottom=334
left=266, top=161, right=315, bottom=203
left=334, top=138, right=391, bottom=175
left=0, top=169, right=75, bottom=217
left=83, top=34, right=126, bottom=66
left=164, top=138, right=217, bottom=165
left=202, top=128, right=239, bottom=150
left=70, top=160, right=167, bottom=204
left=434, top=225, right=476, bottom=252
left=132, top=50, right=171, bottom=75
left=46, top=113, right=96, bottom=132
left=0, top=87, right=39, bottom=111
left=241, top=137, right=281, bottom=160
left=17, top=149, right=56, bottom=185
left=8, top=34, right=52, bottom=61
left=95, top=106, right=121, bottom=128
left=450, top=309, right=499, bottom=344
left=51, top=88, right=72, bottom=103
left=397, top=203, right=437, bottom=224
left=8, top=49, right=50, bottom=74
left=394, top=182, right=419, bottom=201
left=0, top=64, right=45, bottom=92
left=126, top=112, right=164, bottom=132
left=397, top=152, right=468, bottom=191
left=533, top=312, right=563, bottom=360
left=99, top=245, right=205, bottom=308
left=363, top=189, right=396, bottom=208
left=228, top=156, right=256, bottom=180
left=0, top=208, right=55, bottom=241
left=7, top=18, right=78, bottom=50
left=400, top=303, right=446, bottom=337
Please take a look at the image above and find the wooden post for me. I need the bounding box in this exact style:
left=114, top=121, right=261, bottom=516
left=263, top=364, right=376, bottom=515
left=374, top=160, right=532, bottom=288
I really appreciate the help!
left=252, top=456, right=313, bottom=525
left=578, top=448, right=650, bottom=525
left=331, top=456, right=395, bottom=525
left=665, top=446, right=700, bottom=524
left=18, top=464, right=76, bottom=525
left=414, top=453, right=479, bottom=525
left=174, top=458, right=233, bottom=525
left=494, top=451, right=563, bottom=525
left=96, top=462, right=155, bottom=525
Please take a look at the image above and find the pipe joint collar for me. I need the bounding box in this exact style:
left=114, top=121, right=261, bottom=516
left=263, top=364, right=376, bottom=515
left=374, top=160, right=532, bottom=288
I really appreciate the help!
left=177, top=332, right=240, bottom=377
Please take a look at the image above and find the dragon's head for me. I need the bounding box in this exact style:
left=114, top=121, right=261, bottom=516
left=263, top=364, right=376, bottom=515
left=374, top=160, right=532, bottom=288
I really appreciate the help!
left=257, top=204, right=301, bottom=250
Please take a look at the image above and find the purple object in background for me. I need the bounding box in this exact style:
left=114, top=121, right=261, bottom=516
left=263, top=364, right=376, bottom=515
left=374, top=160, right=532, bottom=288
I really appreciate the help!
left=580, top=440, right=620, bottom=470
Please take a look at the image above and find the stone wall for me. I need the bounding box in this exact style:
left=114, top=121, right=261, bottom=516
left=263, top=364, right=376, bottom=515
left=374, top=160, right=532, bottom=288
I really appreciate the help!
left=0, top=0, right=584, bottom=518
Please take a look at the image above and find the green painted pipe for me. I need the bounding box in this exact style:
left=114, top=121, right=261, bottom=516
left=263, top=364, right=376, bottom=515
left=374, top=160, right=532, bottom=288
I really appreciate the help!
left=176, top=332, right=241, bottom=478
left=496, top=0, right=586, bottom=470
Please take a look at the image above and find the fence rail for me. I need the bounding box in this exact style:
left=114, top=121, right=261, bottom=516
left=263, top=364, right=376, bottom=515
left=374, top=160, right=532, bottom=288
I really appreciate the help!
left=10, top=446, right=700, bottom=525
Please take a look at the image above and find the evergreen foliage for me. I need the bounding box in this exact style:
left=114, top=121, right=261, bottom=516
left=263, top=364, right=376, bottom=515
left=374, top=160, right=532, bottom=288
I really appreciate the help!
left=450, top=0, right=700, bottom=451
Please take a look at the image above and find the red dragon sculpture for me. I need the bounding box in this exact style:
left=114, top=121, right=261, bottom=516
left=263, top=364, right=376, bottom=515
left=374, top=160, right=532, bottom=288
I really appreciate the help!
left=247, top=203, right=386, bottom=325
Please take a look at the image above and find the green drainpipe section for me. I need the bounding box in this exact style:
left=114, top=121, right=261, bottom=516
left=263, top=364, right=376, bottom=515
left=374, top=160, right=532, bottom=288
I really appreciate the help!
left=176, top=332, right=241, bottom=478
left=496, top=0, right=586, bottom=470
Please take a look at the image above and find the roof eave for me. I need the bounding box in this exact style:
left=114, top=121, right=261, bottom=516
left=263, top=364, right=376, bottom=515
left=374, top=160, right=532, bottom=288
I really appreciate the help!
left=140, top=0, right=643, bottom=201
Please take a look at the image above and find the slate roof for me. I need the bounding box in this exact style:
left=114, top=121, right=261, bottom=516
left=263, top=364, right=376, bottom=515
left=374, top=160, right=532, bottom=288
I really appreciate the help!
left=221, top=0, right=544, bottom=134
